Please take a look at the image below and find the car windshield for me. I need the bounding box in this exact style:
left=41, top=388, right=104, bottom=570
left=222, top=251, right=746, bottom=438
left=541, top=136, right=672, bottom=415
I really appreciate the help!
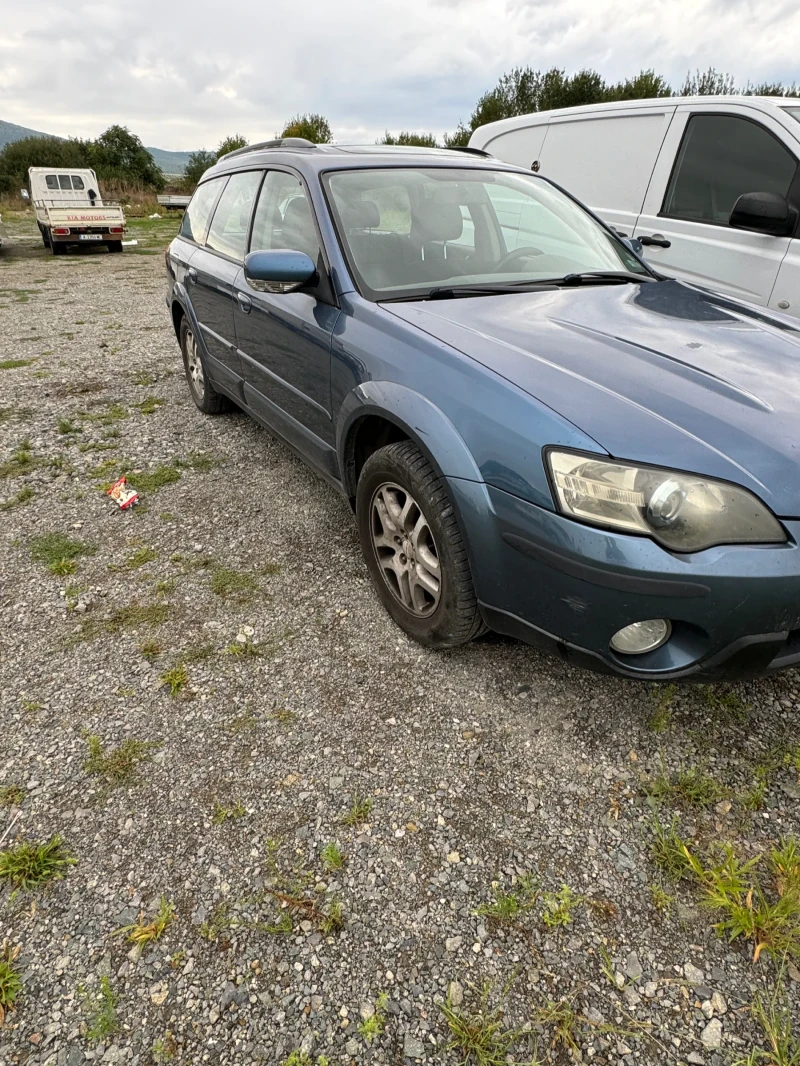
left=323, top=166, right=650, bottom=301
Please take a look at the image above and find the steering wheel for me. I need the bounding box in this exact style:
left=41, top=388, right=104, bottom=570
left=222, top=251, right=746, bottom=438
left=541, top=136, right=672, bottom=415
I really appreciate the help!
left=495, top=246, right=543, bottom=271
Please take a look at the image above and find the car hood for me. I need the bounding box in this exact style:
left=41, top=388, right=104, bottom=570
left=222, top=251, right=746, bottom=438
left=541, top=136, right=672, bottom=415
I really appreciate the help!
left=385, top=280, right=800, bottom=516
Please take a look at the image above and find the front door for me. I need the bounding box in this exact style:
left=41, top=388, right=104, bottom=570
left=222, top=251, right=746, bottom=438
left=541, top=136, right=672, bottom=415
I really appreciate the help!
left=233, top=169, right=339, bottom=473
left=634, top=106, right=798, bottom=308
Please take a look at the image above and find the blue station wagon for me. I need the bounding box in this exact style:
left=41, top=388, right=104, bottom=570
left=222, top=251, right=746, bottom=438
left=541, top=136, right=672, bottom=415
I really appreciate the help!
left=165, top=139, right=800, bottom=681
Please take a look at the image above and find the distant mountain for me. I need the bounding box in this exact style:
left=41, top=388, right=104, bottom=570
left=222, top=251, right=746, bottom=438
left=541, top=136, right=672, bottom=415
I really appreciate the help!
left=0, top=119, right=195, bottom=175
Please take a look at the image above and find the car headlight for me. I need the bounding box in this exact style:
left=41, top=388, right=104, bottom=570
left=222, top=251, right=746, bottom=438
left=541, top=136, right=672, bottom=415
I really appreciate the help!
left=547, top=450, right=786, bottom=552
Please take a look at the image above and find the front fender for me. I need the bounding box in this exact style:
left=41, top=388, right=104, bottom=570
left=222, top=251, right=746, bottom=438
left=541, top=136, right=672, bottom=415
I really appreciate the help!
left=337, top=381, right=484, bottom=497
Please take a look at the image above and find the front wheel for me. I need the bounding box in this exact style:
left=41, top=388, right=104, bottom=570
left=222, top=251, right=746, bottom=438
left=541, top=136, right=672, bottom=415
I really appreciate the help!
left=356, top=441, right=486, bottom=648
left=179, top=317, right=231, bottom=414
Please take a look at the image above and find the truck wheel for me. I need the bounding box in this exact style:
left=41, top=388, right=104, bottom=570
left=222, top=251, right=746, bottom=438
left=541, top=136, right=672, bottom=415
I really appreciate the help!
left=40, top=225, right=50, bottom=248
left=52, top=242, right=66, bottom=256
left=108, top=241, right=123, bottom=254
left=356, top=441, right=487, bottom=648
left=179, top=318, right=231, bottom=414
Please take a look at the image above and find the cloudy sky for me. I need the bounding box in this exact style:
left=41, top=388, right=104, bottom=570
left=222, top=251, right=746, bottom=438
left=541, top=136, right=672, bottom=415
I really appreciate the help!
left=1, top=0, right=798, bottom=150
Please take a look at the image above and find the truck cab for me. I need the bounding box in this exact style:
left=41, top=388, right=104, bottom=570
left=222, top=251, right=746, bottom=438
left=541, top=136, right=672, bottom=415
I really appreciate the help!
left=29, top=167, right=126, bottom=254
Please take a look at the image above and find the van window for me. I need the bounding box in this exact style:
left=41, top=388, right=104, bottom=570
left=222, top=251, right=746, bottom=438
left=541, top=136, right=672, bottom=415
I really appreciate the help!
left=72, top=176, right=85, bottom=191
left=45, top=175, right=58, bottom=190
left=205, top=171, right=263, bottom=260
left=58, top=175, right=73, bottom=190
left=179, top=177, right=227, bottom=245
left=663, top=114, right=798, bottom=225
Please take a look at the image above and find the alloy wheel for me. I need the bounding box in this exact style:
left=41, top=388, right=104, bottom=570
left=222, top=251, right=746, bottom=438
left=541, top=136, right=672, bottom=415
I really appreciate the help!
left=370, top=482, right=442, bottom=615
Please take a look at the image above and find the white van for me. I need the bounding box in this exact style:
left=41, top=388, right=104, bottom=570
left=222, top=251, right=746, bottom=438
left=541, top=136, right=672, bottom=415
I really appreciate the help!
left=470, top=96, right=800, bottom=317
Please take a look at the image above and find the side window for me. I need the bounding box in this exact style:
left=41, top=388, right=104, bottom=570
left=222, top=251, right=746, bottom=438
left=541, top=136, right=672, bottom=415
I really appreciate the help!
left=205, top=171, right=263, bottom=260
left=250, top=171, right=320, bottom=260
left=58, top=175, right=72, bottom=190
left=72, top=176, right=85, bottom=191
left=45, top=175, right=58, bottom=190
left=180, top=177, right=227, bottom=245
left=663, top=115, right=798, bottom=225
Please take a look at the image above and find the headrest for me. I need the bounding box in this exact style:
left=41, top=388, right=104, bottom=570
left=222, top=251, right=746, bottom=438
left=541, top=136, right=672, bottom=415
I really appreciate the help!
left=283, top=196, right=313, bottom=226
left=340, top=199, right=380, bottom=230
left=413, top=199, right=463, bottom=242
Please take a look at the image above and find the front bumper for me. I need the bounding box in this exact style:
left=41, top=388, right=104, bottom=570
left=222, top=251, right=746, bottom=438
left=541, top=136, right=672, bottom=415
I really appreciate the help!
left=449, top=479, right=800, bottom=680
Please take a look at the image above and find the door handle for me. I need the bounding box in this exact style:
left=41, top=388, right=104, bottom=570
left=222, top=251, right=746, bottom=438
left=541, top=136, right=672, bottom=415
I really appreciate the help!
left=187, top=267, right=198, bottom=283
left=639, top=234, right=672, bottom=249
left=237, top=293, right=252, bottom=314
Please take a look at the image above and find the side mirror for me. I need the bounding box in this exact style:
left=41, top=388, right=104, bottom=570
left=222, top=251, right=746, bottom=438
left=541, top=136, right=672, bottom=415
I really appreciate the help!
left=244, top=249, right=317, bottom=294
left=20, top=189, right=29, bottom=201
left=620, top=235, right=644, bottom=257
left=729, top=191, right=794, bottom=237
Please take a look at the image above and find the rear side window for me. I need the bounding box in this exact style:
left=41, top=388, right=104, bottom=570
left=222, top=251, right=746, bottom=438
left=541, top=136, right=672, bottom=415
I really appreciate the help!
left=663, top=114, right=798, bottom=224
left=205, top=171, right=263, bottom=260
left=58, top=175, right=72, bottom=190
left=72, top=176, right=85, bottom=190
left=180, top=177, right=227, bottom=244
left=45, top=175, right=58, bottom=190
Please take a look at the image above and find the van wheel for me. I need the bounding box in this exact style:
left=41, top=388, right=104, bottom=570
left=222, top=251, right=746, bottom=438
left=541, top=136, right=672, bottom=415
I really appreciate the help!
left=52, top=242, right=66, bottom=256
left=108, top=241, right=123, bottom=253
left=179, top=318, right=231, bottom=414
left=356, top=441, right=486, bottom=648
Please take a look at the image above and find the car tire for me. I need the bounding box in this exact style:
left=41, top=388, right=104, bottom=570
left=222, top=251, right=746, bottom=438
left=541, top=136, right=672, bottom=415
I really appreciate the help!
left=179, top=317, right=231, bottom=414
left=40, top=225, right=50, bottom=248
left=108, top=241, right=123, bottom=253
left=52, top=242, right=66, bottom=255
left=356, top=441, right=486, bottom=648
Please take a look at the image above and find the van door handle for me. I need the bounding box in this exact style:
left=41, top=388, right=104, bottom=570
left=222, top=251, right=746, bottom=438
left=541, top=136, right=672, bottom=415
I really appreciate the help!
left=237, top=293, right=252, bottom=314
left=187, top=267, right=198, bottom=283
left=639, top=234, right=672, bottom=248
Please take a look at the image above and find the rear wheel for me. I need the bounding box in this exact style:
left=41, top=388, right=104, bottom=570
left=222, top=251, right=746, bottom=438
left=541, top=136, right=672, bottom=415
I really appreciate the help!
left=179, top=317, right=231, bottom=414
left=39, top=225, right=50, bottom=248
left=356, top=441, right=486, bottom=648
left=108, top=241, right=123, bottom=254
left=51, top=242, right=66, bottom=256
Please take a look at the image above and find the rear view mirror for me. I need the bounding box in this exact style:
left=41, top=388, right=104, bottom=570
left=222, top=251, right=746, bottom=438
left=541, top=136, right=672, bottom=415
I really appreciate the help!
left=729, top=191, right=795, bottom=237
left=244, top=249, right=317, bottom=294
left=20, top=189, right=29, bottom=201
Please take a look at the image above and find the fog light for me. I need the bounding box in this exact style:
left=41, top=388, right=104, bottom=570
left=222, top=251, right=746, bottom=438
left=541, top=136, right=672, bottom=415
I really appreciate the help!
left=610, top=619, right=671, bottom=655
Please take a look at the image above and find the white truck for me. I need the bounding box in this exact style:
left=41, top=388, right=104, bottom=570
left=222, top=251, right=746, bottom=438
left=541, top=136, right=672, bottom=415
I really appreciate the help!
left=29, top=167, right=126, bottom=255
left=469, top=96, right=800, bottom=318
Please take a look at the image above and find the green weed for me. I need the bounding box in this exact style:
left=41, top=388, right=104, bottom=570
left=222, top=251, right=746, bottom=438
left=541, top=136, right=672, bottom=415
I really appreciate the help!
left=115, top=896, right=174, bottom=945
left=161, top=665, right=188, bottom=697
left=84, top=735, right=157, bottom=786
left=321, top=842, right=345, bottom=872
left=212, top=802, right=247, bottom=825
left=541, top=884, right=580, bottom=929
left=343, top=795, right=373, bottom=827
left=84, top=976, right=118, bottom=1042
left=475, top=874, right=538, bottom=924
left=441, top=981, right=533, bottom=1066
left=0, top=486, right=35, bottom=512
left=0, top=940, right=23, bottom=1009
left=29, top=532, right=95, bottom=575
left=0, top=835, right=76, bottom=892
left=649, top=883, right=675, bottom=918
left=138, top=396, right=164, bottom=415
left=648, top=684, right=675, bottom=732
left=210, top=566, right=258, bottom=600
left=0, top=785, right=25, bottom=807
left=0, top=359, right=34, bottom=370
left=0, top=438, right=40, bottom=478
left=125, top=464, right=181, bottom=494
left=358, top=991, right=389, bottom=1043
left=645, top=764, right=727, bottom=809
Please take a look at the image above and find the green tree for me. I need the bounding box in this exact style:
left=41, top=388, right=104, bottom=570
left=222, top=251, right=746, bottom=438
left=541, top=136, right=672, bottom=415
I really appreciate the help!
left=378, top=131, right=439, bottom=147
left=280, top=113, right=332, bottom=143
left=680, top=67, right=737, bottom=96
left=0, top=135, right=90, bottom=193
left=217, top=134, right=248, bottom=157
left=182, top=149, right=217, bottom=190
left=88, top=125, right=164, bottom=189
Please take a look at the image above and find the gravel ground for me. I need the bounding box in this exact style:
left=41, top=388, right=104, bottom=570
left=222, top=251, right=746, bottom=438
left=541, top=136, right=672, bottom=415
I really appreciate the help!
left=1, top=223, right=799, bottom=1066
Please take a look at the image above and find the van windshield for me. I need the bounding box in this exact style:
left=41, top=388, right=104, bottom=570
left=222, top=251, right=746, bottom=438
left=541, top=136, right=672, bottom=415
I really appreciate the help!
left=323, top=167, right=649, bottom=301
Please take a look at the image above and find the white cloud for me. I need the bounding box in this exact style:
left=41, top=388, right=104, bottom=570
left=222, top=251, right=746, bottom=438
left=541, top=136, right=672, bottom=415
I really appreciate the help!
left=0, top=0, right=798, bottom=149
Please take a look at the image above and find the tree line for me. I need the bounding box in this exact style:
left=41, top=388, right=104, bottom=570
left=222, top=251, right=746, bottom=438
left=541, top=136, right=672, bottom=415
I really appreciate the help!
left=1, top=67, right=797, bottom=197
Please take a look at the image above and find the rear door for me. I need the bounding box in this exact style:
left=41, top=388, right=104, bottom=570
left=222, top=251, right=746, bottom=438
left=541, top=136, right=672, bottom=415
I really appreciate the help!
left=536, top=105, right=675, bottom=236
left=634, top=105, right=799, bottom=307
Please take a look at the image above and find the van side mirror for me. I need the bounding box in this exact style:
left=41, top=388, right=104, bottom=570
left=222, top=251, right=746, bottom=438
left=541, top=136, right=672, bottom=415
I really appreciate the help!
left=729, top=191, right=794, bottom=237
left=244, top=249, right=317, bottom=294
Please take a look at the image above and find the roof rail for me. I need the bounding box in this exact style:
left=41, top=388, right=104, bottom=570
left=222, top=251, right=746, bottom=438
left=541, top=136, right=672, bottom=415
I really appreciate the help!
left=218, top=137, right=317, bottom=161
left=448, top=145, right=493, bottom=158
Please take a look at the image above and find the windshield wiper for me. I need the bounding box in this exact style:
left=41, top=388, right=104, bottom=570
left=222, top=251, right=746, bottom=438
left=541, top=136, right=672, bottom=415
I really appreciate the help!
left=425, top=282, right=555, bottom=300
left=550, top=271, right=654, bottom=286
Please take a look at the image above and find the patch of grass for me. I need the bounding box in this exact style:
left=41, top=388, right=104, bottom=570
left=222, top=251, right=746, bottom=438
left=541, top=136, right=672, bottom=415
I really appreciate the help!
left=319, top=896, right=344, bottom=935
left=648, top=684, right=675, bottom=732
left=0, top=785, right=25, bottom=807
left=212, top=801, right=247, bottom=825
left=161, top=665, right=188, bottom=697
left=84, top=735, right=158, bottom=787
left=29, top=532, right=95, bottom=575
left=269, top=707, right=298, bottom=724
left=152, top=1032, right=179, bottom=1063
left=132, top=370, right=157, bottom=386
left=321, top=842, right=345, bottom=872
left=282, top=1053, right=330, bottom=1066
left=84, top=976, right=118, bottom=1043
left=78, top=402, right=128, bottom=427
left=115, top=896, right=174, bottom=946
left=226, top=640, right=261, bottom=657
left=0, top=835, right=76, bottom=892
left=73, top=602, right=171, bottom=643
left=343, top=794, right=373, bottom=827
left=649, top=883, right=675, bottom=918
left=0, top=940, right=23, bottom=1011
left=734, top=972, right=800, bottom=1065
left=650, top=811, right=698, bottom=882
left=0, top=359, right=34, bottom=370
left=541, top=884, right=580, bottom=929
left=0, top=485, right=35, bottom=512
left=140, top=641, right=161, bottom=661
left=114, top=545, right=157, bottom=570
left=138, top=396, right=164, bottom=415
left=56, top=417, right=80, bottom=435
left=261, top=560, right=281, bottom=575
left=475, top=874, right=538, bottom=924
left=210, top=566, right=258, bottom=600
left=359, top=991, right=389, bottom=1043
left=0, top=438, right=40, bottom=479
left=699, top=683, right=751, bottom=722
left=175, top=451, right=219, bottom=473
left=441, top=982, right=533, bottom=1066
left=154, top=578, right=175, bottom=596
left=125, top=464, right=181, bottom=494
left=645, top=763, right=727, bottom=809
